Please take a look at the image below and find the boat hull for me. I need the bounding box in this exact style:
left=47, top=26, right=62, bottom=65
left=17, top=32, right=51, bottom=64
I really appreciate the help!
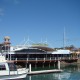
left=0, top=73, right=27, bottom=80
left=0, top=68, right=29, bottom=80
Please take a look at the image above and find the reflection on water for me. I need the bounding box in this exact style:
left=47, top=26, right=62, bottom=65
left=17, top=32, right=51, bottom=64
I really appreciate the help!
left=24, top=64, right=80, bottom=80
left=53, top=72, right=71, bottom=80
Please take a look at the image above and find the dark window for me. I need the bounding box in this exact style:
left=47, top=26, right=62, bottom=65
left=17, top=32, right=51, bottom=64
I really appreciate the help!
left=8, top=63, right=17, bottom=71
left=0, top=65, right=6, bottom=70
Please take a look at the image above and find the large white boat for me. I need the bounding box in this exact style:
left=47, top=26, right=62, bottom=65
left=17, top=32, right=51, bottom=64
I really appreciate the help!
left=0, top=53, right=28, bottom=80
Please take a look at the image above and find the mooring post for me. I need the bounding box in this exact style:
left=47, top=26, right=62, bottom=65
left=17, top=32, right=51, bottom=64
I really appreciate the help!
left=43, top=63, right=44, bottom=68
left=29, top=64, right=31, bottom=73
left=58, top=60, right=60, bottom=70
left=35, top=63, right=37, bottom=69
left=54, top=62, right=55, bottom=68
left=49, top=63, right=50, bottom=68
left=16, top=58, right=17, bottom=63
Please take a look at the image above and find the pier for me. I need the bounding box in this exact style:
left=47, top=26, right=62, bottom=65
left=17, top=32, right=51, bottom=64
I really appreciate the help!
left=28, top=69, right=63, bottom=75
left=27, top=60, right=62, bottom=75
left=7, top=57, right=78, bottom=75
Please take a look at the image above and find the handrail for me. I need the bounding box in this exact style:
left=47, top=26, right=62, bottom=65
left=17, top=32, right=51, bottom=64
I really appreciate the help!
left=10, top=56, right=78, bottom=61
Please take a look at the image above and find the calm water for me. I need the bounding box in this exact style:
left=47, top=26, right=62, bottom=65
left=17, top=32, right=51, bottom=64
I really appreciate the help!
left=24, top=64, right=80, bottom=80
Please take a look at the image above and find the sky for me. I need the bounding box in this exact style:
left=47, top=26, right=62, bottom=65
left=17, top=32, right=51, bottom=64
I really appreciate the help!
left=0, top=0, right=80, bottom=48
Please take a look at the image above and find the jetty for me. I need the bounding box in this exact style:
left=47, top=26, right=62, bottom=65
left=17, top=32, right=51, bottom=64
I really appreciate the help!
left=27, top=60, right=62, bottom=75
left=28, top=69, right=63, bottom=75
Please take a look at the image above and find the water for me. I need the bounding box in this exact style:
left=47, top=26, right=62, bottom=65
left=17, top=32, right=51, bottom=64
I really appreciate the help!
left=24, top=64, right=80, bottom=80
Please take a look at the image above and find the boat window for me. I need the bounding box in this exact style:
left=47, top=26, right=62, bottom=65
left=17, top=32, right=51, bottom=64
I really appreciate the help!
left=0, top=64, right=6, bottom=70
left=8, top=63, right=17, bottom=71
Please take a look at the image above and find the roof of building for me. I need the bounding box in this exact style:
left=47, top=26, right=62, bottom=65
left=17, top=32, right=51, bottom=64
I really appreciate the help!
left=31, top=46, right=54, bottom=52
left=52, top=49, right=70, bottom=54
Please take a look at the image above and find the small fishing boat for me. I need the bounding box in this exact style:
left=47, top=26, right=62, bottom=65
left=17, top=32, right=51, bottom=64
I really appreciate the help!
left=0, top=53, right=28, bottom=80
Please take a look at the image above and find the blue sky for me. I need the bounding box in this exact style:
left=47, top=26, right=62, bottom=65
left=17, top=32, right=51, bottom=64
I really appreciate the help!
left=0, top=0, right=80, bottom=48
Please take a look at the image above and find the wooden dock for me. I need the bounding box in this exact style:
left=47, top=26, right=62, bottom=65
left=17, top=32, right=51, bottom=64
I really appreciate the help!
left=28, top=69, right=63, bottom=75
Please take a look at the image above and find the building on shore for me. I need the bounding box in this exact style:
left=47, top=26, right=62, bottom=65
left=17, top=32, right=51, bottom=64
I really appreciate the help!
left=0, top=36, right=79, bottom=68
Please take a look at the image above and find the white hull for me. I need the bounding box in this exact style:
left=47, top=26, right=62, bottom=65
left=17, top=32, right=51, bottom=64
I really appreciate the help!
left=0, top=73, right=27, bottom=80
left=0, top=68, right=28, bottom=80
left=0, top=53, right=28, bottom=80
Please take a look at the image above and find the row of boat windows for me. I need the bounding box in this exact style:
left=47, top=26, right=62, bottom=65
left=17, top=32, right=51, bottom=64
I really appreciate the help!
left=0, top=65, right=6, bottom=70
left=0, top=63, right=17, bottom=71
left=8, top=63, right=17, bottom=71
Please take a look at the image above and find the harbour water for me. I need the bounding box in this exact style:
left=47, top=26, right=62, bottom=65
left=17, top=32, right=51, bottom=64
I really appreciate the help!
left=24, top=64, right=80, bottom=80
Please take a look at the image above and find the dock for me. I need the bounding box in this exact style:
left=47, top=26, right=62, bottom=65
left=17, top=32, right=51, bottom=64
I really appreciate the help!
left=28, top=69, right=63, bottom=75
left=27, top=60, right=62, bottom=75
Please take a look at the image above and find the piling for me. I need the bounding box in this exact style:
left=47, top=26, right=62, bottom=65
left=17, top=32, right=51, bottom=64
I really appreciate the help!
left=29, top=64, right=31, bottom=73
left=58, top=60, right=60, bottom=70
